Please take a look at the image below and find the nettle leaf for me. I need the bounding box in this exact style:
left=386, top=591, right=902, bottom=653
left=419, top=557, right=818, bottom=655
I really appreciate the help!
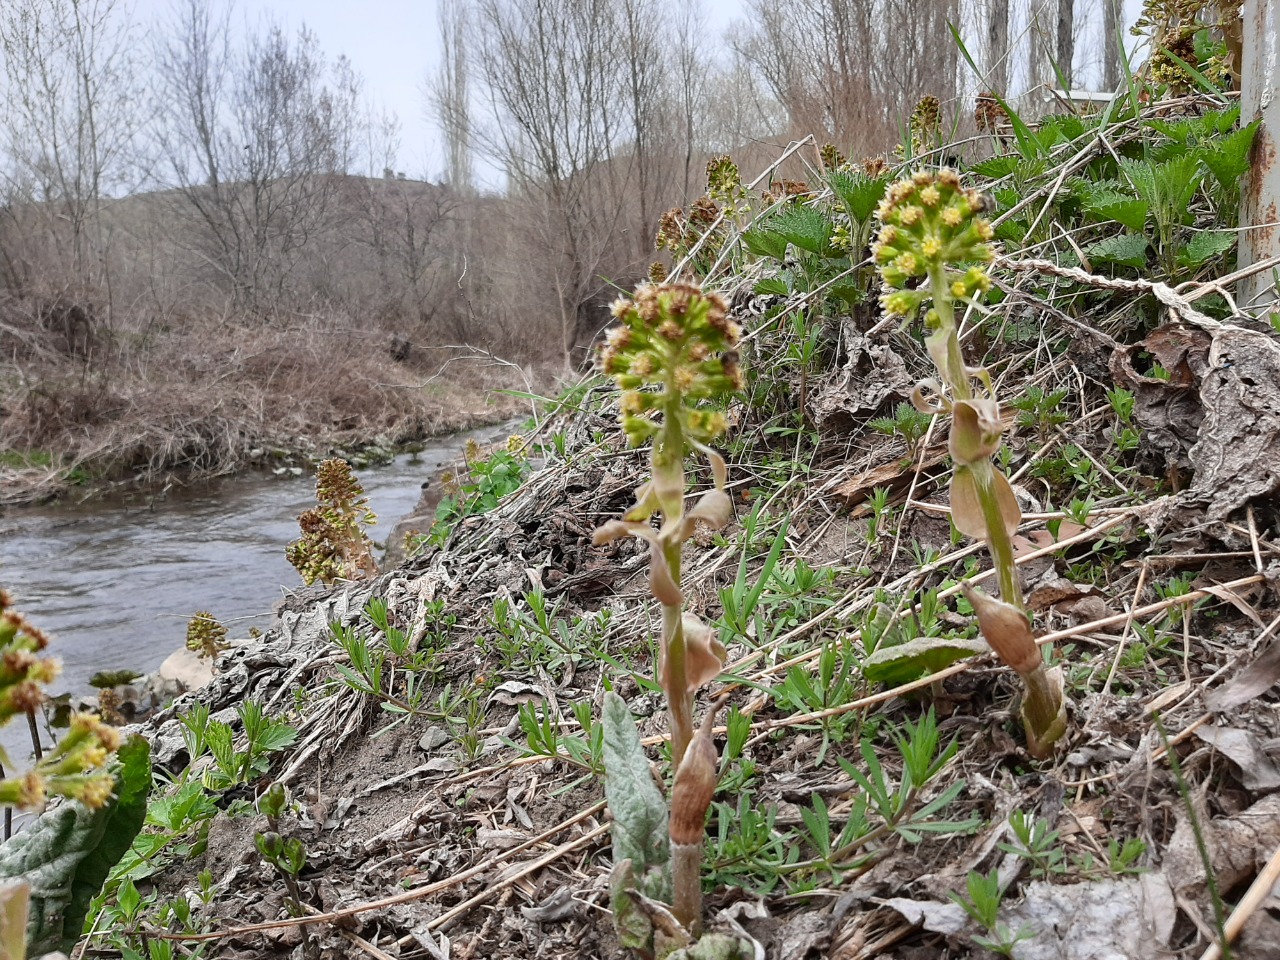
left=1154, top=153, right=1203, bottom=212
left=601, top=693, right=669, bottom=876
left=1038, top=113, right=1085, bottom=145
left=753, top=276, right=789, bottom=297
left=1084, top=191, right=1149, bottom=232
left=1118, top=158, right=1158, bottom=205
left=741, top=228, right=788, bottom=262
left=1203, top=120, right=1260, bottom=191
left=0, top=736, right=151, bottom=954
left=970, top=155, right=1019, bottom=180
left=827, top=169, right=888, bottom=222
left=766, top=204, right=834, bottom=256
left=1086, top=233, right=1150, bottom=269
left=1180, top=230, right=1236, bottom=267
left=861, top=636, right=991, bottom=687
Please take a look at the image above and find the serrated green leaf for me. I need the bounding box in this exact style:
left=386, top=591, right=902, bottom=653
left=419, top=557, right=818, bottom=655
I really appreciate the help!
left=1153, top=153, right=1202, bottom=212
left=753, top=277, right=789, bottom=297
left=827, top=169, right=887, bottom=222
left=1180, top=230, right=1236, bottom=266
left=1118, top=159, right=1158, bottom=205
left=969, top=155, right=1019, bottom=180
left=861, top=635, right=990, bottom=687
left=0, top=736, right=151, bottom=954
left=740, top=228, right=787, bottom=261
left=766, top=205, right=834, bottom=256
left=1086, top=233, right=1150, bottom=269
left=601, top=693, right=669, bottom=876
left=1084, top=192, right=1149, bottom=232
left=1202, top=120, right=1260, bottom=191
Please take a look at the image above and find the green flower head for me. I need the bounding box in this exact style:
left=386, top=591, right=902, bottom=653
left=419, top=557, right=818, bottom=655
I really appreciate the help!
left=600, top=283, right=741, bottom=447
left=873, top=169, right=996, bottom=301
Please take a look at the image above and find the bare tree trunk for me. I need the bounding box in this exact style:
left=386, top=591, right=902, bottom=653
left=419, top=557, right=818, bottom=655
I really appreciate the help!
left=986, top=0, right=1010, bottom=93
left=1056, top=0, right=1075, bottom=90
left=435, top=0, right=473, bottom=193
left=1103, top=0, right=1123, bottom=91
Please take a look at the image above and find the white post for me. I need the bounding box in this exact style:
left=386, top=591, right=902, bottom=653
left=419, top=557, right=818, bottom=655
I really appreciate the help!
left=1239, top=0, right=1280, bottom=310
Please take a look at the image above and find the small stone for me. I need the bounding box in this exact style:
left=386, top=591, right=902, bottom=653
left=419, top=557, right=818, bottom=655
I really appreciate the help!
left=418, top=727, right=451, bottom=752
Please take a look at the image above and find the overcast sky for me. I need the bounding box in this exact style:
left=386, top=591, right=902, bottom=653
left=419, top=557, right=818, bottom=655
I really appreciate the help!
left=132, top=0, right=748, bottom=179
left=128, top=1, right=1147, bottom=182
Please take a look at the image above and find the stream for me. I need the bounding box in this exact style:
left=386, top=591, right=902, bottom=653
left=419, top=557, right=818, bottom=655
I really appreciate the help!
left=0, top=421, right=513, bottom=768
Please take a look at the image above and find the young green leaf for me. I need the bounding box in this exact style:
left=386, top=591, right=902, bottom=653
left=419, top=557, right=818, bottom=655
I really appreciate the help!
left=601, top=692, right=669, bottom=876
left=1086, top=233, right=1150, bottom=269
left=861, top=635, right=990, bottom=687
left=1180, top=230, right=1236, bottom=267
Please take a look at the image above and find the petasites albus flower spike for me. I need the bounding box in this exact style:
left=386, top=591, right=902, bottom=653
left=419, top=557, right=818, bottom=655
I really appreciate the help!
left=875, top=170, right=1067, bottom=759
left=595, top=282, right=741, bottom=947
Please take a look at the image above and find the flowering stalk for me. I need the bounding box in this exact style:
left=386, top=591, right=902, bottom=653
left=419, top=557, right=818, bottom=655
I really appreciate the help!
left=874, top=170, right=1066, bottom=759
left=596, top=283, right=741, bottom=940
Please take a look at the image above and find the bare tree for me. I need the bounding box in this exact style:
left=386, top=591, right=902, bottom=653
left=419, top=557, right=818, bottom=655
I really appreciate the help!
left=986, top=0, right=1012, bottom=94
left=469, top=0, right=654, bottom=362
left=0, top=0, right=142, bottom=304
left=1103, top=0, right=1123, bottom=91
left=739, top=0, right=962, bottom=155
left=154, top=0, right=361, bottom=313
left=434, top=0, right=473, bottom=193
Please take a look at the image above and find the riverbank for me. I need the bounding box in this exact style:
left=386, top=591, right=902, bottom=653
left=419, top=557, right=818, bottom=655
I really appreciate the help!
left=0, top=314, right=545, bottom=507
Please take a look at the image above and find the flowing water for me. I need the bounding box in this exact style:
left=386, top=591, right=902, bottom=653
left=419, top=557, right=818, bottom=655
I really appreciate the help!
left=0, top=421, right=512, bottom=771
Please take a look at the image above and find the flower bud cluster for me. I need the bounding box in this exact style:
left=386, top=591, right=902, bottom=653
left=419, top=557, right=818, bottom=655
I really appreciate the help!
left=187, top=610, right=229, bottom=660
left=911, top=96, right=942, bottom=156
left=706, top=155, right=748, bottom=217
left=873, top=169, right=995, bottom=316
left=819, top=143, right=847, bottom=171
left=286, top=459, right=378, bottom=586
left=0, top=591, right=120, bottom=811
left=600, top=283, right=742, bottom=447
left=1, top=589, right=59, bottom=728
left=26, top=711, right=121, bottom=810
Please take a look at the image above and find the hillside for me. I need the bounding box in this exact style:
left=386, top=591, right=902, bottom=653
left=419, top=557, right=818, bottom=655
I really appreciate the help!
left=6, top=79, right=1280, bottom=960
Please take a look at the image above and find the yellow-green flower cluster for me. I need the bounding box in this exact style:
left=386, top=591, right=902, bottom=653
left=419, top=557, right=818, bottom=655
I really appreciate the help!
left=873, top=169, right=995, bottom=317
left=0, top=591, right=120, bottom=811
left=1, top=589, right=59, bottom=728
left=15, top=711, right=121, bottom=810
left=186, top=610, right=229, bottom=659
left=819, top=143, right=847, bottom=171
left=706, top=155, right=747, bottom=215
left=286, top=459, right=378, bottom=586
left=600, top=283, right=742, bottom=447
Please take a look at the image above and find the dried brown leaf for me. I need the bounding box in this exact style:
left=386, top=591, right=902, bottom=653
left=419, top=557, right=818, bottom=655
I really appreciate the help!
left=1205, top=639, right=1280, bottom=712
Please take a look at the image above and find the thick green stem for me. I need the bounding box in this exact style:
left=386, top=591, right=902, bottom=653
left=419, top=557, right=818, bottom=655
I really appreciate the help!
left=671, top=842, right=703, bottom=936
left=662, top=541, right=693, bottom=769
left=658, top=385, right=693, bottom=770
left=971, top=460, right=1026, bottom=612
left=928, top=264, right=972, bottom=402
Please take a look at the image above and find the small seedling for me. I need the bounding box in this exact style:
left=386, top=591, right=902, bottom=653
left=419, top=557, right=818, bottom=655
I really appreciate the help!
left=951, top=868, right=1034, bottom=957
